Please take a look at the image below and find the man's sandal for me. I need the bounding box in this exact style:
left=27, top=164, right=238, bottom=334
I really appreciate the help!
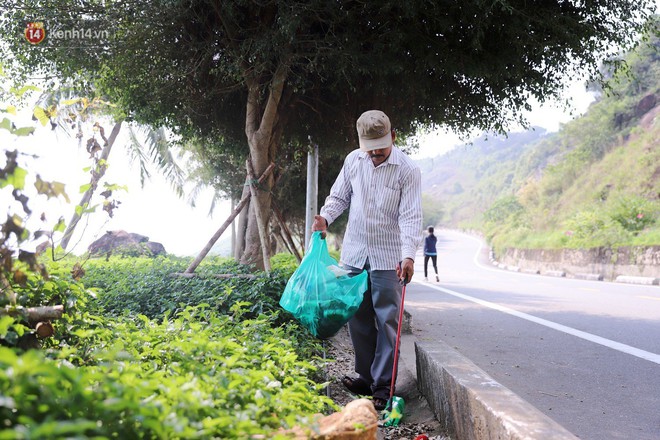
left=372, top=396, right=388, bottom=411
left=341, top=376, right=371, bottom=395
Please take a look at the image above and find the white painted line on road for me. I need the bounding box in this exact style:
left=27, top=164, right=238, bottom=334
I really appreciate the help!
left=638, top=295, right=660, bottom=302
left=426, top=283, right=660, bottom=366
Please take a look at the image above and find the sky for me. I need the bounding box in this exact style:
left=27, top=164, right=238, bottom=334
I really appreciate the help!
left=2, top=79, right=596, bottom=258
left=413, top=79, right=597, bottom=159
left=1, top=115, right=231, bottom=258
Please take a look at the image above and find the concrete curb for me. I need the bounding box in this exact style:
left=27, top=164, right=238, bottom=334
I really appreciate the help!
left=415, top=340, right=579, bottom=440
left=575, top=273, right=604, bottom=281
left=615, top=275, right=659, bottom=285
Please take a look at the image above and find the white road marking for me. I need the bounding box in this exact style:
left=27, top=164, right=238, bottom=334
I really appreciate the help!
left=424, top=282, right=660, bottom=366
left=420, top=230, right=660, bottom=364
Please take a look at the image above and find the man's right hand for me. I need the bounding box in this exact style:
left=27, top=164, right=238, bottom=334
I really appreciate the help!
left=312, top=215, right=328, bottom=238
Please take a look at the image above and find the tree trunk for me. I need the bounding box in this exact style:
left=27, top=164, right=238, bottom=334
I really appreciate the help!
left=184, top=163, right=275, bottom=274
left=61, top=120, right=123, bottom=250
left=234, top=195, right=248, bottom=260
left=246, top=160, right=272, bottom=273
left=230, top=197, right=236, bottom=256
left=272, top=202, right=302, bottom=263
left=240, top=188, right=272, bottom=270
left=240, top=59, right=289, bottom=270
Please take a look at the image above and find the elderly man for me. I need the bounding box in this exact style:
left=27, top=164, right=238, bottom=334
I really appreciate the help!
left=312, top=109, right=423, bottom=410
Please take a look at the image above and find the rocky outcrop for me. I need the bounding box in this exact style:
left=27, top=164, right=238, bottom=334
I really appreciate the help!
left=636, top=93, right=656, bottom=118
left=614, top=93, right=657, bottom=129
left=88, top=230, right=167, bottom=258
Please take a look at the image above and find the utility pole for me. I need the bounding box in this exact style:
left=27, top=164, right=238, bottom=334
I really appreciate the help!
left=304, top=142, right=319, bottom=253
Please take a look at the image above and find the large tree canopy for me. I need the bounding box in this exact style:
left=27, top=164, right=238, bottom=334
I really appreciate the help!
left=1, top=0, right=655, bottom=268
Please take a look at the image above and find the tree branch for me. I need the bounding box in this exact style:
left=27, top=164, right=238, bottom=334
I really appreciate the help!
left=1, top=305, right=64, bottom=323
left=184, top=162, right=276, bottom=274
left=257, top=58, right=290, bottom=139
left=61, top=120, right=124, bottom=250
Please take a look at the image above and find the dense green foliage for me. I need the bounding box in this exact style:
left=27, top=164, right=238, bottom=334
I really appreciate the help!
left=77, top=256, right=287, bottom=320
left=1, top=306, right=333, bottom=439
left=0, top=80, right=90, bottom=351
left=5, top=0, right=653, bottom=145
left=422, top=28, right=660, bottom=253
left=1, top=0, right=655, bottom=256
left=0, top=253, right=339, bottom=438
left=0, top=264, right=97, bottom=349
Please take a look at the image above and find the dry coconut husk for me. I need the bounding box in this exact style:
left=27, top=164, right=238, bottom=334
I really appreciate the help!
left=278, top=398, right=379, bottom=440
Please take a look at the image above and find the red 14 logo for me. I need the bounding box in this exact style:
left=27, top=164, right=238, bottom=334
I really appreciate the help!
left=24, top=22, right=45, bottom=45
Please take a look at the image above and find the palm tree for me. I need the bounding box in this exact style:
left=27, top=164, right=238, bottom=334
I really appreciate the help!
left=34, top=88, right=185, bottom=252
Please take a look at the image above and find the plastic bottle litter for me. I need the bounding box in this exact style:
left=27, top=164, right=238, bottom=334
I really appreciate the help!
left=382, top=396, right=405, bottom=427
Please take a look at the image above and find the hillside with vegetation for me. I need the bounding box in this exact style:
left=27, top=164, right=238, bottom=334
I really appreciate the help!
left=421, top=33, right=660, bottom=255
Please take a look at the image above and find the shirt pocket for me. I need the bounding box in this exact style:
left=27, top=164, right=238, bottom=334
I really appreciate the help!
left=378, top=185, right=401, bottom=216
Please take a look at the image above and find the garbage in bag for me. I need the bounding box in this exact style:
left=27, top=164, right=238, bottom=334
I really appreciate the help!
left=280, top=231, right=368, bottom=339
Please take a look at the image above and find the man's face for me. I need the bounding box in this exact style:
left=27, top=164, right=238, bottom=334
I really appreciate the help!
left=369, top=145, right=392, bottom=166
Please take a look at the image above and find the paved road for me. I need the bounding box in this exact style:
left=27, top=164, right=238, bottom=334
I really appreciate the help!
left=406, top=229, right=660, bottom=440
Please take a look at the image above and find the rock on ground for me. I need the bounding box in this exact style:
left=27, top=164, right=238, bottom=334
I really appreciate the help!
left=87, top=230, right=166, bottom=257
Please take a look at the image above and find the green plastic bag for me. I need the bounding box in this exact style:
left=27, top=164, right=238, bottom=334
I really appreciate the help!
left=280, top=232, right=368, bottom=339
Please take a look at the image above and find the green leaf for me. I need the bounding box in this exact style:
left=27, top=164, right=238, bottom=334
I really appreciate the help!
left=13, top=322, right=25, bottom=337
left=13, top=126, right=35, bottom=136
left=103, top=183, right=128, bottom=192
left=79, top=183, right=91, bottom=193
left=53, top=217, right=66, bottom=232
left=2, top=167, right=28, bottom=190
left=0, top=315, right=15, bottom=337
left=33, top=106, right=49, bottom=126
left=34, top=176, right=70, bottom=202
left=0, top=117, right=12, bottom=132
left=0, top=117, right=35, bottom=136
left=74, top=204, right=96, bottom=215
left=61, top=98, right=84, bottom=106
left=10, top=85, right=40, bottom=97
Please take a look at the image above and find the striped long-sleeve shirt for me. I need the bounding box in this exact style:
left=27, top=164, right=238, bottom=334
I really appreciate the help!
left=320, top=147, right=423, bottom=270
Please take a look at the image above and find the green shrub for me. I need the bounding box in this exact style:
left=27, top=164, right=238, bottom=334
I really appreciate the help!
left=607, top=196, right=658, bottom=233
left=0, top=306, right=335, bottom=439
left=484, top=195, right=524, bottom=224
left=48, top=255, right=325, bottom=361
left=77, top=256, right=288, bottom=323
left=630, top=227, right=660, bottom=246
left=563, top=210, right=631, bottom=248
left=1, top=259, right=97, bottom=349
left=10, top=255, right=335, bottom=438
left=270, top=253, right=299, bottom=279
left=506, top=229, right=570, bottom=250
